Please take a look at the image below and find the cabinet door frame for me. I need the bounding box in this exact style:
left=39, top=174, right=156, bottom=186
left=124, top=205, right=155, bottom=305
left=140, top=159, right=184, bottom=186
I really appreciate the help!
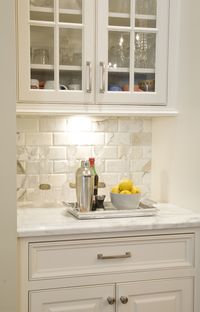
left=116, top=278, right=193, bottom=312
left=17, top=0, right=95, bottom=104
left=96, top=0, right=169, bottom=105
left=29, top=284, right=115, bottom=312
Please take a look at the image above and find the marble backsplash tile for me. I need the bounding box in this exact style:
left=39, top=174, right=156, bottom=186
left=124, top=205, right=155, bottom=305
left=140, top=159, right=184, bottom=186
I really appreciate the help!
left=16, top=116, right=152, bottom=204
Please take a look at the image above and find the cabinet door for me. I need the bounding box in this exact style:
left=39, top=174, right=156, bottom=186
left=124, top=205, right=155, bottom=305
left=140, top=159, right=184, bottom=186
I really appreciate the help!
left=96, top=0, right=169, bottom=105
left=116, top=278, right=193, bottom=312
left=18, top=0, right=95, bottom=103
left=29, top=284, right=115, bottom=312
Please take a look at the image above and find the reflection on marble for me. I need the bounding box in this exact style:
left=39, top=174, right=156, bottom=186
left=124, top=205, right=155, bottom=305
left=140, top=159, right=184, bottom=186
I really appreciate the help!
left=17, top=203, right=200, bottom=238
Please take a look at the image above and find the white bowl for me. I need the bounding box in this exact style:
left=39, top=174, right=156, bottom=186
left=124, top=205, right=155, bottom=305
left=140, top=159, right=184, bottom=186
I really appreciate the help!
left=110, top=192, right=141, bottom=210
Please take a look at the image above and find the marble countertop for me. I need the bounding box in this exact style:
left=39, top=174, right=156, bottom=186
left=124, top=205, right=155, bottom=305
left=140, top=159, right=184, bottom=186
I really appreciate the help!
left=17, top=203, right=200, bottom=238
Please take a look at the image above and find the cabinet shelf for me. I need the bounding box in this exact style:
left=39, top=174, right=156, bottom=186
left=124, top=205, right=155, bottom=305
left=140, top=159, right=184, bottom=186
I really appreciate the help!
left=31, top=64, right=82, bottom=71
left=30, top=6, right=81, bottom=15
left=135, top=14, right=156, bottom=20
left=31, top=64, right=54, bottom=70
left=108, top=67, right=129, bottom=73
left=59, top=8, right=82, bottom=15
left=109, top=12, right=156, bottom=20
left=59, top=65, right=82, bottom=71
left=108, top=67, right=155, bottom=74
left=30, top=6, right=53, bottom=13
left=135, top=68, right=155, bottom=73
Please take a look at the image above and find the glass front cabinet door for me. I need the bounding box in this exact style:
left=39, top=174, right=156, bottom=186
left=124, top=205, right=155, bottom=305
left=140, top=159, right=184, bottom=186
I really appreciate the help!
left=17, top=0, right=170, bottom=108
left=18, top=0, right=95, bottom=103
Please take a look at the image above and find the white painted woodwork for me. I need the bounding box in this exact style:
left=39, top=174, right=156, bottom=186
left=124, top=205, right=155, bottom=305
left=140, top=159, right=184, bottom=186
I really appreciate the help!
left=16, top=0, right=176, bottom=114
left=17, top=0, right=95, bottom=104
left=116, top=278, right=193, bottom=312
left=96, top=0, right=169, bottom=105
left=28, top=234, right=194, bottom=280
left=29, top=284, right=115, bottom=312
left=18, top=228, right=200, bottom=312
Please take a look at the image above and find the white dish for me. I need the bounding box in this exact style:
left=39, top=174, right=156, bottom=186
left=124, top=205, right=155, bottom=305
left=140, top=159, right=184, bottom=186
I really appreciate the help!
left=110, top=192, right=141, bottom=209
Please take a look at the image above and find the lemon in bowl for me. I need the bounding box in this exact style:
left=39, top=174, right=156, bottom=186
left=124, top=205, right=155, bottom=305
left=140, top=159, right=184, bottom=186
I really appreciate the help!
left=110, top=179, right=141, bottom=210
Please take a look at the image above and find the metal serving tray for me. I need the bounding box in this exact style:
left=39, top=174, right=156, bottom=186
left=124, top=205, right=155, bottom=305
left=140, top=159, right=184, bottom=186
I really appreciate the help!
left=65, top=202, right=157, bottom=220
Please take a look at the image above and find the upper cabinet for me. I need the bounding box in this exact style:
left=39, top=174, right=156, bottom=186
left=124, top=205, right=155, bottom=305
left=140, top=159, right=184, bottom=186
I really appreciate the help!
left=17, top=0, right=177, bottom=115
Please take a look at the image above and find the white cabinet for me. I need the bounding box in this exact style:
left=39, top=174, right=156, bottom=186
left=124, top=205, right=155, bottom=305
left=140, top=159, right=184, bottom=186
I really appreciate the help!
left=17, top=0, right=175, bottom=115
left=18, top=231, right=199, bottom=312
left=29, top=284, right=115, bottom=312
left=29, top=278, right=193, bottom=312
left=117, top=279, right=193, bottom=312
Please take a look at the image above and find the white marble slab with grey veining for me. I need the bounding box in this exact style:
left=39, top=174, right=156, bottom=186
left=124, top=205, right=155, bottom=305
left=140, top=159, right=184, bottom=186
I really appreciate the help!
left=17, top=203, right=200, bottom=238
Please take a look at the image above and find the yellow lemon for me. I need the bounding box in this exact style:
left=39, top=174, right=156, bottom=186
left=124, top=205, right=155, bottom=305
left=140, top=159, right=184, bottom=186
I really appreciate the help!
left=120, top=190, right=132, bottom=194
left=111, top=185, right=120, bottom=194
left=131, top=185, right=141, bottom=194
left=118, top=179, right=133, bottom=192
left=135, top=187, right=141, bottom=194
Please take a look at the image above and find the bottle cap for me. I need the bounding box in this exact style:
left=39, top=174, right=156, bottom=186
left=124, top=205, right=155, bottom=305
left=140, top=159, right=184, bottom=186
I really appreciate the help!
left=89, top=157, right=95, bottom=166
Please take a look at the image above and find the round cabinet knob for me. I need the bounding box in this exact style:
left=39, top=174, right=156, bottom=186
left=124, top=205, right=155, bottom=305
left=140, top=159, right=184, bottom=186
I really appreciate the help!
left=107, top=297, right=115, bottom=305
left=120, top=296, right=128, bottom=304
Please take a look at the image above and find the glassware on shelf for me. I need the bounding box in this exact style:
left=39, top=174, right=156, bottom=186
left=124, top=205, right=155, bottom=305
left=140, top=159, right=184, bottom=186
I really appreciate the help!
left=134, top=32, right=156, bottom=69
left=59, top=28, right=82, bottom=66
left=30, top=0, right=53, bottom=7
left=135, top=33, right=148, bottom=68
left=59, top=0, right=82, bottom=10
left=108, top=32, right=130, bottom=68
left=138, top=79, right=155, bottom=91
left=135, top=0, right=157, bottom=16
left=32, top=48, right=49, bottom=64
left=109, top=0, right=130, bottom=14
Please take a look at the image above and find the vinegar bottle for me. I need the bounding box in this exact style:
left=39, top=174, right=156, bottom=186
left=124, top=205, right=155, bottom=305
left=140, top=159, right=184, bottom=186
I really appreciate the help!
left=89, top=158, right=99, bottom=210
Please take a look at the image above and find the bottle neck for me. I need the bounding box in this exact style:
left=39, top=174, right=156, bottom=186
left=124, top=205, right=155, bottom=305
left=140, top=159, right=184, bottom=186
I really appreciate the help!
left=91, top=165, right=97, bottom=175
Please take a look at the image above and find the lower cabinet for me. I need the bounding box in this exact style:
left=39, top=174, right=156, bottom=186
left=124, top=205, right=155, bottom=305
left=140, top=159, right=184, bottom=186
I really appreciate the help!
left=18, top=230, right=199, bottom=312
left=116, top=278, right=193, bottom=312
left=29, top=278, right=193, bottom=312
left=29, top=284, right=115, bottom=312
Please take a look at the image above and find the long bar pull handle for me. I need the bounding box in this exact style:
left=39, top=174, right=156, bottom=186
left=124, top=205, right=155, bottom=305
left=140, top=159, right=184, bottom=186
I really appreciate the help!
left=97, top=251, right=131, bottom=260
left=99, top=61, right=106, bottom=93
left=86, top=61, right=92, bottom=93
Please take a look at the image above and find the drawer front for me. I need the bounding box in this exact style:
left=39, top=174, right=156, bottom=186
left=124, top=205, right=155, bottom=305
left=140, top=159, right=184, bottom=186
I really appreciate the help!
left=29, top=234, right=194, bottom=280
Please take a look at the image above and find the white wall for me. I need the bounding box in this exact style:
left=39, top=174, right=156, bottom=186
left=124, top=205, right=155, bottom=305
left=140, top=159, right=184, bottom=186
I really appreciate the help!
left=152, top=0, right=200, bottom=212
left=0, top=1, right=17, bottom=311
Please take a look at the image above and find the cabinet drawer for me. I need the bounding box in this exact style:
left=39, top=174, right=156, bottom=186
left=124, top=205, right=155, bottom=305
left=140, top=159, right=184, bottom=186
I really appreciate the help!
left=29, top=234, right=194, bottom=280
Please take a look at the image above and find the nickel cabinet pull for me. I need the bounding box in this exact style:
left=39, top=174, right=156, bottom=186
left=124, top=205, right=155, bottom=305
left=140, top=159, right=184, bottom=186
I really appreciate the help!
left=97, top=251, right=131, bottom=260
left=86, top=61, right=92, bottom=93
left=120, top=296, right=128, bottom=304
left=107, top=297, right=115, bottom=305
left=99, top=61, right=106, bottom=93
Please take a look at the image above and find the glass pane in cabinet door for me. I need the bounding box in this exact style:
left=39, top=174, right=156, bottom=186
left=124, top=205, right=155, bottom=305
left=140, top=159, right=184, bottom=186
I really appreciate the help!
left=30, top=0, right=54, bottom=21
left=59, top=71, right=82, bottom=91
left=108, top=32, right=130, bottom=69
left=59, top=28, right=82, bottom=90
left=134, top=32, right=156, bottom=69
left=135, top=0, right=157, bottom=28
left=109, top=0, right=130, bottom=26
left=108, top=31, right=130, bottom=92
left=59, top=0, right=82, bottom=23
left=30, top=26, right=54, bottom=90
left=108, top=72, right=130, bottom=92
left=134, top=73, right=155, bottom=92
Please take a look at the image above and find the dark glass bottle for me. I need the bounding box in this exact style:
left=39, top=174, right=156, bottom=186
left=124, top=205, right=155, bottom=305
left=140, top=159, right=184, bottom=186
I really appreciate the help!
left=89, top=157, right=99, bottom=210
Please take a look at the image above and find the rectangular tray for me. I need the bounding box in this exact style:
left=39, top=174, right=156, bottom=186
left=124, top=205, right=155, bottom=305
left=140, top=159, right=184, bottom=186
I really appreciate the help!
left=66, top=202, right=157, bottom=220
